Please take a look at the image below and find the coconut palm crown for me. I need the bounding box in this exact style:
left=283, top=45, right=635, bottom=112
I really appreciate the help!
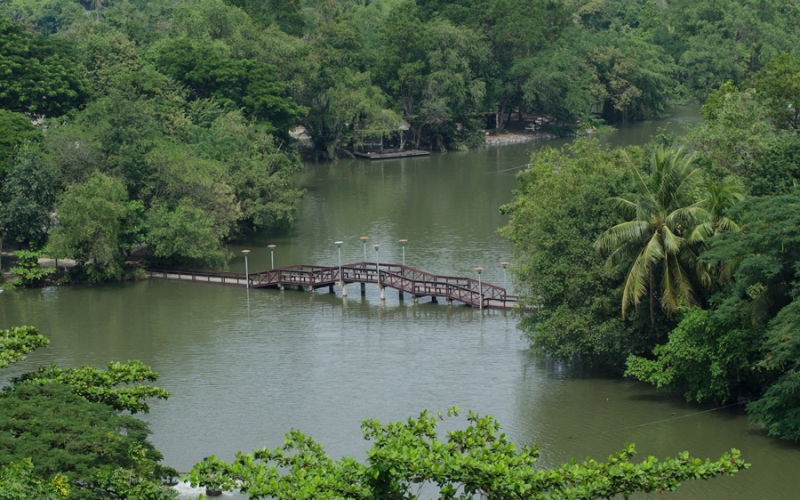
left=594, top=146, right=712, bottom=327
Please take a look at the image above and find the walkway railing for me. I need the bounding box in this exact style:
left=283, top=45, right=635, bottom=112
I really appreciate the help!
left=147, top=262, right=518, bottom=310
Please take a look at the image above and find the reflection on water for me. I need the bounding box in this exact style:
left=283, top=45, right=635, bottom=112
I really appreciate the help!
left=2, top=106, right=798, bottom=499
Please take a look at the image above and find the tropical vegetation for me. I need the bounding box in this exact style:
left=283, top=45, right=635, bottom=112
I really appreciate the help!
left=2, top=0, right=800, bottom=279
left=503, top=53, right=800, bottom=440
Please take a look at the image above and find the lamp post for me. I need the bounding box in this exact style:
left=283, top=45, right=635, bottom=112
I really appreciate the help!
left=475, top=267, right=483, bottom=312
left=242, top=250, right=250, bottom=288
left=399, top=239, right=408, bottom=267
left=501, top=261, right=509, bottom=292
left=335, top=241, right=343, bottom=280
left=374, top=244, right=384, bottom=300
left=268, top=244, right=276, bottom=270
left=373, top=244, right=381, bottom=281
left=360, top=236, right=368, bottom=261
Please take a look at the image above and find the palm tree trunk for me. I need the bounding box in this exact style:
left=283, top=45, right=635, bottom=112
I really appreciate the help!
left=650, top=272, right=656, bottom=328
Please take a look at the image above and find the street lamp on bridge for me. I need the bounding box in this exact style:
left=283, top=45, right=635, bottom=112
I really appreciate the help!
left=268, top=244, right=276, bottom=270
left=242, top=250, right=250, bottom=288
left=335, top=241, right=343, bottom=280
left=360, top=236, right=369, bottom=261
left=373, top=244, right=381, bottom=284
left=475, top=267, right=484, bottom=312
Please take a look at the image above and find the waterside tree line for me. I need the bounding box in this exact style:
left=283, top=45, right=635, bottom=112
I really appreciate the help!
left=501, top=53, right=800, bottom=441
left=2, top=0, right=800, bottom=278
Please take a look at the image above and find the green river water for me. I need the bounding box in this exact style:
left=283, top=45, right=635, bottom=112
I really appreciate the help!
left=2, top=106, right=799, bottom=498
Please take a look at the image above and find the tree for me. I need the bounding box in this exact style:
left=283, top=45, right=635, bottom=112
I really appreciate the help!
left=500, top=139, right=658, bottom=365
left=191, top=111, right=303, bottom=232
left=629, top=194, right=800, bottom=439
left=594, top=147, right=711, bottom=327
left=145, top=198, right=231, bottom=268
left=0, top=147, right=57, bottom=247
left=752, top=54, right=800, bottom=132
left=689, top=78, right=800, bottom=196
left=748, top=299, right=800, bottom=440
left=0, top=14, right=91, bottom=117
left=48, top=172, right=140, bottom=279
left=13, top=360, right=170, bottom=415
left=190, top=408, right=747, bottom=499
left=9, top=248, right=56, bottom=287
left=625, top=307, right=762, bottom=404
left=0, top=325, right=175, bottom=498
left=0, top=383, right=175, bottom=500
left=0, top=109, right=42, bottom=177
left=154, top=37, right=304, bottom=136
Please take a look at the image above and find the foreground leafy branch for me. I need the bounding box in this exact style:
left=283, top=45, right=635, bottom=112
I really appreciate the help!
left=190, top=409, right=747, bottom=500
left=13, top=360, right=170, bottom=414
left=0, top=326, right=50, bottom=369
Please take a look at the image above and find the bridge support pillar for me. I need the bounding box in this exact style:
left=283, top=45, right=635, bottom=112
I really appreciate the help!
left=413, top=295, right=419, bottom=304
left=329, top=284, right=334, bottom=294
left=309, top=286, right=315, bottom=294
left=361, top=283, right=366, bottom=295
left=379, top=285, right=385, bottom=301
left=279, top=284, right=284, bottom=291
left=431, top=296, right=438, bottom=304
left=446, top=298, right=453, bottom=306
left=341, top=282, right=347, bottom=297
left=398, top=291, right=404, bottom=300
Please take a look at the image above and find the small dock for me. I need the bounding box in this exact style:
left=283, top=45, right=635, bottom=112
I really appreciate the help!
left=353, top=150, right=430, bottom=160
left=146, top=262, right=517, bottom=310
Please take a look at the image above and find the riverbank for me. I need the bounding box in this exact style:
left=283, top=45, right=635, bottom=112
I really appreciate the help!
left=484, top=127, right=604, bottom=147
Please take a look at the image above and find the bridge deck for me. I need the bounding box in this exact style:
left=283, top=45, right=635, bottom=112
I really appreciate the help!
left=147, top=262, right=517, bottom=310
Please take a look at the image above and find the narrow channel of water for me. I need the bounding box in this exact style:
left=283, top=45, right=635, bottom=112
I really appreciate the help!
left=2, top=106, right=798, bottom=499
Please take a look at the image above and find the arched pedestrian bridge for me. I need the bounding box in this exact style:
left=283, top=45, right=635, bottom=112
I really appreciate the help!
left=147, top=262, right=518, bottom=310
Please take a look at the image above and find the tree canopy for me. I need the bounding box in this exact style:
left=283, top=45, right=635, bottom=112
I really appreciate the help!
left=190, top=408, right=747, bottom=499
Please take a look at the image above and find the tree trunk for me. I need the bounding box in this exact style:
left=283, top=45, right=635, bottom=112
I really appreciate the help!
left=649, top=272, right=656, bottom=329
left=496, top=99, right=508, bottom=130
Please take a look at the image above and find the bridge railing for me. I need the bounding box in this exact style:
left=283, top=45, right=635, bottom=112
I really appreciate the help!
left=146, top=267, right=247, bottom=285
left=234, top=262, right=519, bottom=309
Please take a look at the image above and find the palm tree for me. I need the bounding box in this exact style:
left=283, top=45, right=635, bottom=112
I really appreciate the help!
left=595, top=146, right=712, bottom=327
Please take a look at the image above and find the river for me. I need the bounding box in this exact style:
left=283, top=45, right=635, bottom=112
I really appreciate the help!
left=2, top=106, right=798, bottom=499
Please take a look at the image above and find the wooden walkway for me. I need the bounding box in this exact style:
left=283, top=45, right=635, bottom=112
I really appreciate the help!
left=353, top=150, right=430, bottom=160
left=147, top=262, right=517, bottom=310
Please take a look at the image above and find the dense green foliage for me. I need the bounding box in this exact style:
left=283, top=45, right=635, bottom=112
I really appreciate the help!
left=8, top=249, right=55, bottom=287
left=499, top=140, right=658, bottom=364
left=191, top=408, right=747, bottom=499
left=505, top=53, right=800, bottom=439
left=1, top=0, right=798, bottom=275
left=0, top=383, right=173, bottom=500
left=0, top=326, right=49, bottom=369
left=0, top=459, right=69, bottom=500
left=0, top=326, right=175, bottom=499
